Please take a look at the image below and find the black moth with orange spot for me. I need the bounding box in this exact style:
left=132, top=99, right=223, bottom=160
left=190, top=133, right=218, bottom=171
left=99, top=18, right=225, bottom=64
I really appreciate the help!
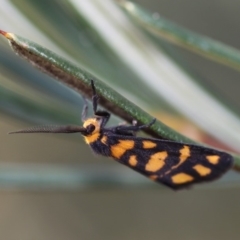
left=10, top=81, right=233, bottom=189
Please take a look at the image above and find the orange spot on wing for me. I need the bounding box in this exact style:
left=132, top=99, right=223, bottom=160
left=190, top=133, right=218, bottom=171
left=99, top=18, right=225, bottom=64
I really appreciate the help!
left=179, top=145, right=190, bottom=162
left=142, top=141, right=156, bottom=149
left=149, top=175, right=158, bottom=180
left=111, top=140, right=134, bottom=159
left=145, top=151, right=168, bottom=172
left=129, top=155, right=137, bottom=166
left=164, top=145, right=190, bottom=175
left=171, top=173, right=194, bottom=184
left=206, top=155, right=220, bottom=165
left=193, top=164, right=211, bottom=176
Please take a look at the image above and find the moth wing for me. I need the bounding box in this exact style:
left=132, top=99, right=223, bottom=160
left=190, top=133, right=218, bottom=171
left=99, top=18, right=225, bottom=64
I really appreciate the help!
left=108, top=135, right=233, bottom=189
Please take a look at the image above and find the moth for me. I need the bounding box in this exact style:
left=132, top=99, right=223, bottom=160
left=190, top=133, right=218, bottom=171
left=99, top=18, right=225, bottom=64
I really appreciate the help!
left=10, top=80, right=233, bottom=189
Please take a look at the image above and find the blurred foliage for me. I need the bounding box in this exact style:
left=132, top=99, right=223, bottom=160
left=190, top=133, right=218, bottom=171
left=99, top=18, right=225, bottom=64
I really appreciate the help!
left=0, top=0, right=240, bottom=189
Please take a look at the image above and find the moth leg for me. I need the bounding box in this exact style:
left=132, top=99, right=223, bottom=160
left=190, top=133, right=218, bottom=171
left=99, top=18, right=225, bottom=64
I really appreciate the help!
left=91, top=80, right=110, bottom=127
left=112, top=118, right=156, bottom=134
left=135, top=118, right=156, bottom=130
left=117, top=120, right=136, bottom=126
left=91, top=80, right=99, bottom=114
left=116, top=120, right=138, bottom=136
left=130, top=120, right=138, bottom=136
left=81, top=96, right=88, bottom=122
left=95, top=111, right=110, bottom=128
left=117, top=121, right=127, bottom=126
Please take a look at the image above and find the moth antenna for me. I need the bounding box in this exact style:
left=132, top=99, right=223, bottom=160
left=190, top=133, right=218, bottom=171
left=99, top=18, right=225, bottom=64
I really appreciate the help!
left=9, top=125, right=87, bottom=134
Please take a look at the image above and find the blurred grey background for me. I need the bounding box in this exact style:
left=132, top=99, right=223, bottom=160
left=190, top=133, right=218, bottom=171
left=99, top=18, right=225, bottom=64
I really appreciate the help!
left=1, top=0, right=240, bottom=240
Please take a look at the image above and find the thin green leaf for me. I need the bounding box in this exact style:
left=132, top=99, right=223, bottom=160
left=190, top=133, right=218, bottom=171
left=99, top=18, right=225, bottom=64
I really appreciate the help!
left=118, top=0, right=240, bottom=71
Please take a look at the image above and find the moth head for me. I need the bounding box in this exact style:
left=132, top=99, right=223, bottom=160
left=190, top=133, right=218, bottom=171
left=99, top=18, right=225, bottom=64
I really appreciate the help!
left=83, top=117, right=102, bottom=136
